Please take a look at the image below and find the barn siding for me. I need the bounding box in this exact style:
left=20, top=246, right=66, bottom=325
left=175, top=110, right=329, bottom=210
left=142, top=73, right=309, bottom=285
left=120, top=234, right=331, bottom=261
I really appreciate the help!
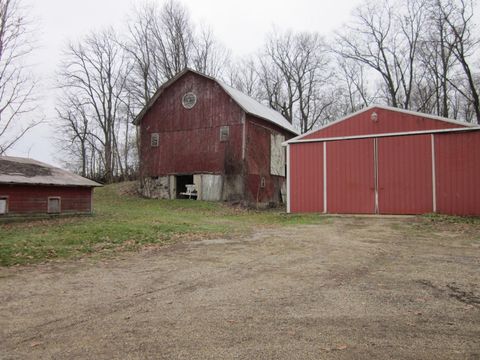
left=244, top=115, right=292, bottom=205
left=140, top=72, right=245, bottom=177
left=289, top=142, right=324, bottom=213
left=138, top=71, right=295, bottom=205
left=0, top=185, right=93, bottom=215
left=435, top=131, right=480, bottom=216
left=302, top=107, right=466, bottom=140
left=377, top=135, right=433, bottom=214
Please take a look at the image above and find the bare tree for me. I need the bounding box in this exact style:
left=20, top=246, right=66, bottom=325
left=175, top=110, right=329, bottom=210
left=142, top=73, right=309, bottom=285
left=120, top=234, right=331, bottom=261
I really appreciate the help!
left=416, top=0, right=458, bottom=117
left=56, top=94, right=91, bottom=177
left=125, top=0, right=230, bottom=110
left=440, top=0, right=480, bottom=123
left=57, top=28, right=132, bottom=182
left=258, top=30, right=334, bottom=132
left=335, top=0, right=428, bottom=109
left=227, top=58, right=262, bottom=98
left=0, top=0, right=39, bottom=154
left=192, top=25, right=231, bottom=78
left=335, top=56, right=375, bottom=115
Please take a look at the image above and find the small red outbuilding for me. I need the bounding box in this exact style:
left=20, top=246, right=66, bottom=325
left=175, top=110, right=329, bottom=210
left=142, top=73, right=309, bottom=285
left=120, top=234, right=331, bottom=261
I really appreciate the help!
left=285, top=106, right=480, bottom=216
left=0, top=156, right=101, bottom=217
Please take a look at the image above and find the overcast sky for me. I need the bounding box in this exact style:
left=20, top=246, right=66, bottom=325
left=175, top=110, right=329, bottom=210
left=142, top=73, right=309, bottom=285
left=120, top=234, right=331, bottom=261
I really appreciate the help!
left=9, top=0, right=363, bottom=166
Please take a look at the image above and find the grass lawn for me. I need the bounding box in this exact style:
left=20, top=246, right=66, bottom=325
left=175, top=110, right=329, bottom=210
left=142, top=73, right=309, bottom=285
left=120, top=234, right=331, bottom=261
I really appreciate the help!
left=0, top=182, right=327, bottom=266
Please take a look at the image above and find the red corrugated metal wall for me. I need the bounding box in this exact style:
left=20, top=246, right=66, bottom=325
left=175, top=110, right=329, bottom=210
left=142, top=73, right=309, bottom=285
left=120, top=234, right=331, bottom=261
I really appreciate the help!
left=289, top=129, right=480, bottom=215
left=378, top=135, right=433, bottom=214
left=327, top=139, right=375, bottom=214
left=435, top=131, right=480, bottom=216
left=302, top=107, right=467, bottom=140
left=0, top=185, right=93, bottom=215
left=289, top=142, right=324, bottom=213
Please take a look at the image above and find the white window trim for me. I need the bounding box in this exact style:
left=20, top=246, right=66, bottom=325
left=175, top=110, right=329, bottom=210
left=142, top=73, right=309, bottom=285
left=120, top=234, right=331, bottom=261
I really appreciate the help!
left=0, top=196, right=8, bottom=215
left=47, top=196, right=61, bottom=214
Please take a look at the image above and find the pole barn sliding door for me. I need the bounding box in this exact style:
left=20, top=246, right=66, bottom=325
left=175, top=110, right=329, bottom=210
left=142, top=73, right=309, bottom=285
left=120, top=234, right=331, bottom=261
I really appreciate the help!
left=377, top=135, right=433, bottom=214
left=289, top=142, right=324, bottom=213
left=327, top=139, right=375, bottom=214
left=435, top=131, right=480, bottom=216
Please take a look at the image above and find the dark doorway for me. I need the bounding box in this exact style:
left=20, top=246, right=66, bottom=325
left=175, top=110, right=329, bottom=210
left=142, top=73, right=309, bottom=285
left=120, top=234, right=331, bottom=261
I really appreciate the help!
left=176, top=175, right=196, bottom=199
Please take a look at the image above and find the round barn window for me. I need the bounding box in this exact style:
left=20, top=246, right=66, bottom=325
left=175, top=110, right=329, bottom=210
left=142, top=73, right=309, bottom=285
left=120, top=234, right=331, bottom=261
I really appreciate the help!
left=182, top=92, right=197, bottom=109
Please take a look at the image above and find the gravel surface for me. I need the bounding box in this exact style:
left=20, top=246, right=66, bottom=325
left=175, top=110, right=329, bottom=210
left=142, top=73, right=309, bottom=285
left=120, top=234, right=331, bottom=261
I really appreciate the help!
left=1, top=217, right=479, bottom=359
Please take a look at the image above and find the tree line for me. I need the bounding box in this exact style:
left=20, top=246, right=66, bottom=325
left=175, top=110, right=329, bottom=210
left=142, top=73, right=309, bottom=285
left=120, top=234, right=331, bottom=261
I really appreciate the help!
left=0, top=0, right=478, bottom=182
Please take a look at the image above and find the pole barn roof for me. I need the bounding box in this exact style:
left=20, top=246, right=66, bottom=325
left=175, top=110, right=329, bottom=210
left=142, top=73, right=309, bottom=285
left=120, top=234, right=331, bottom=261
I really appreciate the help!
left=133, top=68, right=299, bottom=136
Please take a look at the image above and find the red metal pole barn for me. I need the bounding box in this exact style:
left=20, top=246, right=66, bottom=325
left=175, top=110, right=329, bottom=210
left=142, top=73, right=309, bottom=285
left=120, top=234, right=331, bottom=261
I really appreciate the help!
left=285, top=106, right=480, bottom=216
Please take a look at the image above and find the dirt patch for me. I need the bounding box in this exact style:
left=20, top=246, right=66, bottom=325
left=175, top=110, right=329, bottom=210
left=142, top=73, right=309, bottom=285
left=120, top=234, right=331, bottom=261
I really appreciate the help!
left=0, top=217, right=479, bottom=359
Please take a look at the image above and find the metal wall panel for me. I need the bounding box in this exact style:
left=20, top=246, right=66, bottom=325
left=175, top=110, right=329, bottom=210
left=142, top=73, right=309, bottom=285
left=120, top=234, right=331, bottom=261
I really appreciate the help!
left=327, top=139, right=375, bottom=214
left=289, top=142, right=324, bottom=213
left=378, top=135, right=433, bottom=214
left=302, top=107, right=466, bottom=140
left=435, top=131, right=480, bottom=216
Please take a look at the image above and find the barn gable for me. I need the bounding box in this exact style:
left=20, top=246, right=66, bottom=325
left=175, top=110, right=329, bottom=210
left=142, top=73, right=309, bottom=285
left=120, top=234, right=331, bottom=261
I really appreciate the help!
left=134, top=68, right=298, bottom=136
left=293, top=105, right=473, bottom=141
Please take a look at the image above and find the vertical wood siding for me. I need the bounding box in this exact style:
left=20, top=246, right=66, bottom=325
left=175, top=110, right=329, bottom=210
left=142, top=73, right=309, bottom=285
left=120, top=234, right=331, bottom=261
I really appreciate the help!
left=139, top=71, right=294, bottom=205
left=140, top=72, right=245, bottom=177
left=0, top=185, right=93, bottom=215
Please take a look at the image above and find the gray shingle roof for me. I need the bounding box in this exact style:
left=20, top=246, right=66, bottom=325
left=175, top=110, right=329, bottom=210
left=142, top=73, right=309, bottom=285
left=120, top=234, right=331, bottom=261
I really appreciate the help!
left=0, top=156, right=102, bottom=187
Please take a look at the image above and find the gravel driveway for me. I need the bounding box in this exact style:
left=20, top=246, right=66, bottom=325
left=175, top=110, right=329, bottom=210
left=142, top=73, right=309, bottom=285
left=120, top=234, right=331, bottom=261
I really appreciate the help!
left=1, top=217, right=479, bottom=359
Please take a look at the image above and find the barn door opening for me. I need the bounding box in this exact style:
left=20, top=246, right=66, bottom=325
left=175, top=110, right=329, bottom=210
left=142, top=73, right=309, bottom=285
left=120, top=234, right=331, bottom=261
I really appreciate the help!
left=176, top=175, right=197, bottom=199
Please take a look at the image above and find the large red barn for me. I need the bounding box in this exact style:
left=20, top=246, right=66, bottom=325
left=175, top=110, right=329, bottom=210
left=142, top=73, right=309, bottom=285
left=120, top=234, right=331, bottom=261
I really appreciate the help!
left=285, top=106, right=480, bottom=216
left=134, top=69, right=298, bottom=206
left=0, top=156, right=101, bottom=217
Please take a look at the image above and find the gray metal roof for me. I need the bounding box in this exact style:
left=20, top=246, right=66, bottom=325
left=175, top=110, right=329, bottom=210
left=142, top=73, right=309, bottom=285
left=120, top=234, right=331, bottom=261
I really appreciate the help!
left=0, top=156, right=102, bottom=187
left=133, top=68, right=299, bottom=135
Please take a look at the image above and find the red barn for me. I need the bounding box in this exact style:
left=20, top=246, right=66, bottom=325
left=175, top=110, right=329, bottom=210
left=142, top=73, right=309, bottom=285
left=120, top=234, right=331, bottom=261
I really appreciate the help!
left=134, top=69, right=298, bottom=206
left=285, top=105, right=480, bottom=216
left=0, top=156, right=101, bottom=217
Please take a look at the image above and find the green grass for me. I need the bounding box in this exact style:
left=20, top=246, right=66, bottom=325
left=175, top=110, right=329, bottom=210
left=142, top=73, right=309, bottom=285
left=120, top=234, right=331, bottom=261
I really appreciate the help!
left=0, top=183, right=328, bottom=266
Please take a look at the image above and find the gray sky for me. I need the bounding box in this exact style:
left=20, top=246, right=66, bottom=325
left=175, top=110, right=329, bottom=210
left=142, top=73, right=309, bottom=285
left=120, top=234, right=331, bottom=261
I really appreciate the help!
left=10, top=0, right=362, bottom=166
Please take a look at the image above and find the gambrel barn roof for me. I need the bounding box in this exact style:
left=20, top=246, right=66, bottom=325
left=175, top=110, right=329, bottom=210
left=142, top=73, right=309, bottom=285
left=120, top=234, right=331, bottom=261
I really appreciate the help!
left=134, top=68, right=299, bottom=136
left=0, top=156, right=101, bottom=187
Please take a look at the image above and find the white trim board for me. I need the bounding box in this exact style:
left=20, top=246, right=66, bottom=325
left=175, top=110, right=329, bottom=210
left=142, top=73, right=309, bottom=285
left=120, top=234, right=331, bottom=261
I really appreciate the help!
left=286, top=144, right=291, bottom=213
left=284, top=126, right=480, bottom=145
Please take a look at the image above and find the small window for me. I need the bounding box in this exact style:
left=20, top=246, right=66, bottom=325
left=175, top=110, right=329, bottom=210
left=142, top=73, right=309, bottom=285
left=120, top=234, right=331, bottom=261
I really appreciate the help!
left=0, top=197, right=8, bottom=215
left=219, top=126, right=230, bottom=142
left=48, top=197, right=61, bottom=214
left=151, top=133, right=159, bottom=147
left=260, top=177, right=266, bottom=188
